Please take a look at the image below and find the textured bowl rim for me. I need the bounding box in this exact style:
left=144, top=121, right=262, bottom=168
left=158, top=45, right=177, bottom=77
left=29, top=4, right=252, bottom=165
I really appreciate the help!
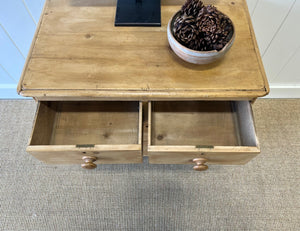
left=168, top=10, right=236, bottom=55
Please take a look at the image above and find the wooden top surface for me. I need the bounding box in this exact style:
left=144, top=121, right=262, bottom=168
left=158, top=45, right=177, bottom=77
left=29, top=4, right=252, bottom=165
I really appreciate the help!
left=18, top=0, right=269, bottom=100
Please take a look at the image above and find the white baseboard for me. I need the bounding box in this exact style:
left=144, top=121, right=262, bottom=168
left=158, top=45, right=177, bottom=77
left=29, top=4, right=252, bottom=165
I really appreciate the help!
left=0, top=84, right=22, bottom=99
left=264, top=84, right=300, bottom=98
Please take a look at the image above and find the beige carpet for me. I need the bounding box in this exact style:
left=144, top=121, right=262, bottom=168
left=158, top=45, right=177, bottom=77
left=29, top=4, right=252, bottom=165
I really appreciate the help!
left=0, top=99, right=299, bottom=231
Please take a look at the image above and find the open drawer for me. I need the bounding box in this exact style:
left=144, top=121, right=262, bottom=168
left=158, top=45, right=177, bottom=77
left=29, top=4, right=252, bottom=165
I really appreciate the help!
left=148, top=101, right=260, bottom=165
left=27, top=101, right=143, bottom=164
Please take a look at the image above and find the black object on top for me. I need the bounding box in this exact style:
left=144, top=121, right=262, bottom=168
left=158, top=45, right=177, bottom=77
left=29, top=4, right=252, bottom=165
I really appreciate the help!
left=115, top=0, right=161, bottom=27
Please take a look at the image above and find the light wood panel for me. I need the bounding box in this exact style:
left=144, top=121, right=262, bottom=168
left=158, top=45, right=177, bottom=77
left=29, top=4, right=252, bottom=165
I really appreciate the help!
left=148, top=101, right=260, bottom=165
left=28, top=101, right=143, bottom=164
left=148, top=150, right=259, bottom=165
left=27, top=147, right=142, bottom=164
left=52, top=101, right=140, bottom=145
left=31, top=101, right=140, bottom=145
left=18, top=0, right=269, bottom=100
left=150, top=101, right=239, bottom=146
left=30, top=101, right=57, bottom=145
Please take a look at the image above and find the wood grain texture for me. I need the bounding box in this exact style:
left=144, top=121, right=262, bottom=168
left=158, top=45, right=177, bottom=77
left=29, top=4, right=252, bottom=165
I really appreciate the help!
left=27, top=147, right=142, bottom=164
left=28, top=101, right=143, bottom=164
left=30, top=101, right=57, bottom=145
left=148, top=150, right=259, bottom=165
left=148, top=101, right=260, bottom=165
left=18, top=0, right=269, bottom=100
left=81, top=156, right=97, bottom=169
left=52, top=101, right=140, bottom=145
left=31, top=101, right=140, bottom=145
left=150, top=101, right=239, bottom=146
left=192, top=158, right=208, bottom=171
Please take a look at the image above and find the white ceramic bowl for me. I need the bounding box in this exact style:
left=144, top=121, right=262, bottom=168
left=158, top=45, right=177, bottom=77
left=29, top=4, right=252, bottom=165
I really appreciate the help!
left=167, top=11, right=235, bottom=64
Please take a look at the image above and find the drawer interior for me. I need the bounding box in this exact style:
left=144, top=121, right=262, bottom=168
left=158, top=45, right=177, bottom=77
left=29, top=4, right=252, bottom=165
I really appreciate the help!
left=30, top=101, right=141, bottom=146
left=149, top=101, right=257, bottom=147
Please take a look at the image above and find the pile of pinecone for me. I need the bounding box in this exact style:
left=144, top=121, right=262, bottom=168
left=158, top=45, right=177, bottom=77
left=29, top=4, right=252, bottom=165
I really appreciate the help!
left=173, top=0, right=233, bottom=51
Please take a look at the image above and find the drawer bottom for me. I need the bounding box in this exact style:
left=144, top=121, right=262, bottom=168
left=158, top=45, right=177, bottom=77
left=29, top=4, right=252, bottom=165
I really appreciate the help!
left=147, top=101, right=260, bottom=165
left=27, top=100, right=260, bottom=169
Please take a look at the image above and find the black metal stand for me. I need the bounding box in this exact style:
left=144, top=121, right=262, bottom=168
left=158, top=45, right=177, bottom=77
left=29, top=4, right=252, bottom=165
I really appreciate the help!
left=115, top=0, right=161, bottom=27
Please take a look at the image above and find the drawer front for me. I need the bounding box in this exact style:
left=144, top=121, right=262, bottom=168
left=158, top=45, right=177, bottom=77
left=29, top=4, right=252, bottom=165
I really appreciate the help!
left=28, top=101, right=143, bottom=164
left=27, top=147, right=142, bottom=164
left=148, top=101, right=260, bottom=165
left=148, top=151, right=259, bottom=165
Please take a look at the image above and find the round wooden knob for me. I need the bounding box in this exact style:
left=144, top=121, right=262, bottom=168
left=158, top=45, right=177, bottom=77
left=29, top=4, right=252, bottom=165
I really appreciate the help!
left=81, top=156, right=97, bottom=169
left=193, top=158, right=208, bottom=171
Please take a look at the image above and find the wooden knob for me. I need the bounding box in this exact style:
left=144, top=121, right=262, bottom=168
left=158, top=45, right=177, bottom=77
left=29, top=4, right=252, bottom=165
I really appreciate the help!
left=81, top=156, right=97, bottom=169
left=193, top=158, right=208, bottom=171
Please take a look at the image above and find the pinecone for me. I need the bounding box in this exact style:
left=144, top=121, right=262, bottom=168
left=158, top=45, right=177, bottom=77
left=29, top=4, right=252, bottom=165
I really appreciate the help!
left=181, top=0, right=204, bottom=17
left=173, top=0, right=233, bottom=51
left=173, top=14, right=197, bottom=45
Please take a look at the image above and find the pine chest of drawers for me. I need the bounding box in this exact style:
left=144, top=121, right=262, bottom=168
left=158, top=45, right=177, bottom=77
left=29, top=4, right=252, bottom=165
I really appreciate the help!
left=18, top=0, right=269, bottom=171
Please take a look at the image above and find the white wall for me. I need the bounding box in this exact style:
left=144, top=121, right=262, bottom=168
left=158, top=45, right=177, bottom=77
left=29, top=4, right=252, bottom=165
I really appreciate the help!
left=247, top=0, right=300, bottom=98
left=0, top=0, right=45, bottom=98
left=0, top=0, right=299, bottom=98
